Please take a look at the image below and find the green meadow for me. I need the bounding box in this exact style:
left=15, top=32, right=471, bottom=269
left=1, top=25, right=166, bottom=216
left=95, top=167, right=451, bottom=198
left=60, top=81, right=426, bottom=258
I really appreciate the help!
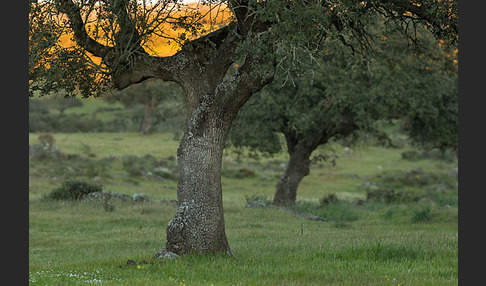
left=29, top=127, right=458, bottom=285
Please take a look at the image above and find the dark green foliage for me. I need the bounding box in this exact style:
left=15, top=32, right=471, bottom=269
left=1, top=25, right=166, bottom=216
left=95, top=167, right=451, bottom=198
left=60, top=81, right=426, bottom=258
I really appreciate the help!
left=401, top=150, right=421, bottom=161
left=29, top=99, right=50, bottom=114
left=230, top=22, right=457, bottom=160
left=29, top=111, right=105, bottom=133
left=45, top=97, right=84, bottom=114
left=28, top=91, right=185, bottom=134
left=44, top=180, right=102, bottom=201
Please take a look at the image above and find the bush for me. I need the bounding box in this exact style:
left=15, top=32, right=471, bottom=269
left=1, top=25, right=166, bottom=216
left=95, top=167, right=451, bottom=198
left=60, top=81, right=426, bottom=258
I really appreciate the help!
left=29, top=113, right=55, bottom=132
left=38, top=133, right=55, bottom=145
left=245, top=194, right=272, bottom=208
left=121, top=154, right=158, bottom=176
left=401, top=151, right=420, bottom=161
left=44, top=180, right=102, bottom=201
left=319, top=193, right=338, bottom=206
left=411, top=206, right=432, bottom=223
left=366, top=188, right=420, bottom=204
left=53, top=114, right=105, bottom=133
left=29, top=113, right=105, bottom=133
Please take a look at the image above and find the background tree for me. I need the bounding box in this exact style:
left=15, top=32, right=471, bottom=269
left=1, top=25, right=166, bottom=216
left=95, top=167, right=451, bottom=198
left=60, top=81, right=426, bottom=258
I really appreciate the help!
left=48, top=94, right=84, bottom=114
left=229, top=24, right=458, bottom=206
left=109, top=79, right=183, bottom=135
left=29, top=0, right=458, bottom=256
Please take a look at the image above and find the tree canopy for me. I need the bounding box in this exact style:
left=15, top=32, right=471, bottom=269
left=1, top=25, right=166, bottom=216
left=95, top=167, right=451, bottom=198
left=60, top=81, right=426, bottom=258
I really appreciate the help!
left=29, top=0, right=458, bottom=98
left=228, top=23, right=457, bottom=205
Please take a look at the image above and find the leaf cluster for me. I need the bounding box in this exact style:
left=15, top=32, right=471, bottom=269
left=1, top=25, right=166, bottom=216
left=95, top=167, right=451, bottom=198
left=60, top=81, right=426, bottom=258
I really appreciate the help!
left=229, top=22, right=457, bottom=155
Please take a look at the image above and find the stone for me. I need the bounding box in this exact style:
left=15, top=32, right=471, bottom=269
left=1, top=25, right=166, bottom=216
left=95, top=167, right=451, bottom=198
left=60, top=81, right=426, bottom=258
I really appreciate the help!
left=132, top=193, right=150, bottom=203
left=154, top=248, right=180, bottom=260
left=29, top=143, right=64, bottom=160
left=83, top=191, right=132, bottom=202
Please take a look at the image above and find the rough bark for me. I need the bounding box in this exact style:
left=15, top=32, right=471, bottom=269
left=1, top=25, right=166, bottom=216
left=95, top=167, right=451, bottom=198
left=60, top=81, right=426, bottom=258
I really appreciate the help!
left=164, top=52, right=274, bottom=254
left=166, top=105, right=233, bottom=255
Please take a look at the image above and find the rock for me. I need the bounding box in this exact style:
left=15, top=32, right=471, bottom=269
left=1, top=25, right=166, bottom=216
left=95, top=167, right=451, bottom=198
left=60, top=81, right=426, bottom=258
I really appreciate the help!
left=246, top=199, right=269, bottom=208
left=83, top=191, right=132, bottom=202
left=29, top=143, right=64, bottom=160
left=133, top=193, right=150, bottom=203
left=154, top=249, right=180, bottom=260
left=358, top=182, right=379, bottom=190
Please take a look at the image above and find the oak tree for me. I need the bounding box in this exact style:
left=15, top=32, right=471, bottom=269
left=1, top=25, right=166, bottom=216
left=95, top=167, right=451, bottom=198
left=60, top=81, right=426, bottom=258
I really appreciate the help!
left=29, top=0, right=457, bottom=255
left=228, top=25, right=458, bottom=206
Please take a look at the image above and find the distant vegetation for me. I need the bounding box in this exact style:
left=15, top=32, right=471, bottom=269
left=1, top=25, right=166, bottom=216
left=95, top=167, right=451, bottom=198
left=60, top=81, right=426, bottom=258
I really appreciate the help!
left=29, top=94, right=185, bottom=136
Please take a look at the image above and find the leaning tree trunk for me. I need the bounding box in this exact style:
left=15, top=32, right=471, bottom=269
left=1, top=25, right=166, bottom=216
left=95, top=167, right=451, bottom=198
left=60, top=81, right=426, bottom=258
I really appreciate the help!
left=273, top=122, right=357, bottom=206
left=273, top=143, right=313, bottom=206
left=273, top=131, right=331, bottom=206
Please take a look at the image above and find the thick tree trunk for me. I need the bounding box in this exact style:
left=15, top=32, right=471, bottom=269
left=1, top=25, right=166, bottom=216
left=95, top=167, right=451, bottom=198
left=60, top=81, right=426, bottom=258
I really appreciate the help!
left=273, top=143, right=313, bottom=206
left=163, top=92, right=234, bottom=255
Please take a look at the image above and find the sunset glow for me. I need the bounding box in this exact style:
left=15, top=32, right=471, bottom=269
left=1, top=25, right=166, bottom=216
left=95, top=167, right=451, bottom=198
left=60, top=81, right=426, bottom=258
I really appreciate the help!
left=57, top=1, right=232, bottom=60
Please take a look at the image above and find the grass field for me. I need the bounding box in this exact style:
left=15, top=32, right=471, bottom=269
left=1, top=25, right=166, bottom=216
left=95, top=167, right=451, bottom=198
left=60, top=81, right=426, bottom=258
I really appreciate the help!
left=29, top=131, right=458, bottom=285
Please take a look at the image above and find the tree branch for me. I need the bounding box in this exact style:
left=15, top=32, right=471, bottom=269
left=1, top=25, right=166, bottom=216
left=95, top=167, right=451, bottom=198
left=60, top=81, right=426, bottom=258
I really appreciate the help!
left=55, top=0, right=113, bottom=58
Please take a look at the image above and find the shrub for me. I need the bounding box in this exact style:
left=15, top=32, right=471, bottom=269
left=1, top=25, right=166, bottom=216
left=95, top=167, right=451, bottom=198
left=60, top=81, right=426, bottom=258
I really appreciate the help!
left=401, top=150, right=420, bottom=161
left=122, top=155, right=152, bottom=176
left=29, top=99, right=50, bottom=114
left=245, top=194, right=272, bottom=208
left=366, top=188, right=420, bottom=204
left=319, top=193, right=338, bottom=206
left=38, top=133, right=55, bottom=145
left=53, top=115, right=105, bottom=133
left=411, top=206, right=432, bottom=223
left=403, top=169, right=429, bottom=186
left=83, top=159, right=112, bottom=178
left=44, top=180, right=102, bottom=201
left=29, top=113, right=54, bottom=132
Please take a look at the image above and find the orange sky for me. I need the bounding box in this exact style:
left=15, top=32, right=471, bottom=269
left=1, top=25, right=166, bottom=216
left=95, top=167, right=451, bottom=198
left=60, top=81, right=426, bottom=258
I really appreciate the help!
left=58, top=2, right=231, bottom=62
